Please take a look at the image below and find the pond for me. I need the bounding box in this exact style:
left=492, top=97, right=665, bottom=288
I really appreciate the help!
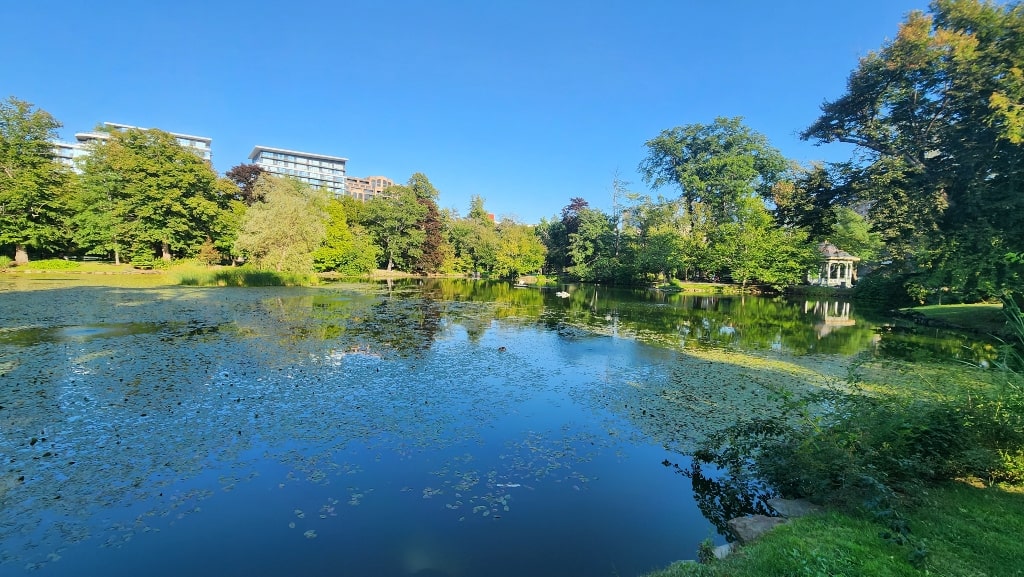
left=0, top=277, right=1000, bottom=576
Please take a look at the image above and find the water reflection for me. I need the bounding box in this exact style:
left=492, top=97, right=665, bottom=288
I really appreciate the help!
left=0, top=279, right=1003, bottom=576
left=348, top=279, right=1000, bottom=364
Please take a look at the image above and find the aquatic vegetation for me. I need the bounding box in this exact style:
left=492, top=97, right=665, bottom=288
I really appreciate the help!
left=175, top=266, right=314, bottom=287
left=0, top=277, right=1002, bottom=576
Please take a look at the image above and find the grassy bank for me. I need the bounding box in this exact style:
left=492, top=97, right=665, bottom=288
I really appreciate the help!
left=648, top=299, right=1024, bottom=577
left=650, top=481, right=1024, bottom=577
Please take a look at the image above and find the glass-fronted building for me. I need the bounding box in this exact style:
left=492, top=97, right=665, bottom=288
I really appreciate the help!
left=249, top=146, right=348, bottom=196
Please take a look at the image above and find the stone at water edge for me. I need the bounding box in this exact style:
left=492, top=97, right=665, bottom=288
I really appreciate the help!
left=727, top=515, right=788, bottom=544
left=767, top=498, right=824, bottom=518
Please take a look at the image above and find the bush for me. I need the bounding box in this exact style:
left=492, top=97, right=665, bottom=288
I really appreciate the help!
left=197, top=239, right=224, bottom=266
left=20, top=259, right=81, bottom=271
left=0, top=255, right=11, bottom=269
left=853, top=269, right=917, bottom=308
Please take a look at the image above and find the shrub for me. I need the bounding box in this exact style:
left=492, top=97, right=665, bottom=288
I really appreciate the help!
left=853, top=269, right=917, bottom=308
left=197, top=239, right=224, bottom=266
left=0, top=255, right=12, bottom=269
left=20, top=259, right=81, bottom=270
left=129, top=250, right=156, bottom=270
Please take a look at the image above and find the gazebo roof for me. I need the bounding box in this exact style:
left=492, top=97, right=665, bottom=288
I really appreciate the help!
left=818, top=242, right=860, bottom=262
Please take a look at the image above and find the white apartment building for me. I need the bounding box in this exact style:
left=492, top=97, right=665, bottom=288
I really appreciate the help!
left=52, top=122, right=213, bottom=171
left=249, top=145, right=348, bottom=196
left=52, top=140, right=90, bottom=169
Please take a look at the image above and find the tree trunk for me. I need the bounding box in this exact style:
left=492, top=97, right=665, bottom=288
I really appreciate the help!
left=387, top=255, right=394, bottom=271
left=114, top=248, right=121, bottom=265
left=14, top=244, right=28, bottom=265
left=161, top=241, right=171, bottom=262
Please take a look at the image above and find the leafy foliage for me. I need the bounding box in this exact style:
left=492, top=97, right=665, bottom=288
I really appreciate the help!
left=803, top=0, right=1024, bottom=301
left=76, top=126, right=225, bottom=263
left=311, top=198, right=379, bottom=275
left=0, top=97, right=74, bottom=263
left=358, top=181, right=427, bottom=272
left=234, top=175, right=328, bottom=274
left=19, top=258, right=80, bottom=270
left=639, top=116, right=788, bottom=229
left=492, top=220, right=546, bottom=280
left=224, top=163, right=265, bottom=205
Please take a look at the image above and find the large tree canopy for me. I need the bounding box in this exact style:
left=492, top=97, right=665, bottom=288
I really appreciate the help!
left=803, top=0, right=1024, bottom=299
left=77, top=127, right=225, bottom=262
left=638, top=117, right=788, bottom=228
left=360, top=183, right=428, bottom=272
left=235, top=175, right=328, bottom=273
left=0, top=97, right=72, bottom=263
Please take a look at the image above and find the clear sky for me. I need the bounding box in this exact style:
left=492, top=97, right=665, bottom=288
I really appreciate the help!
left=4, top=0, right=927, bottom=223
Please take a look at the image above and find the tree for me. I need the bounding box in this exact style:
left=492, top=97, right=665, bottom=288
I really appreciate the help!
left=711, top=195, right=818, bottom=290
left=771, top=163, right=854, bottom=239
left=802, top=0, right=1024, bottom=300
left=0, top=97, right=73, bottom=263
left=623, top=196, right=688, bottom=282
left=78, top=127, right=225, bottom=262
left=446, top=206, right=498, bottom=275
left=467, top=194, right=491, bottom=223
left=360, top=184, right=427, bottom=271
left=829, top=207, right=884, bottom=264
left=493, top=220, right=547, bottom=280
left=312, top=198, right=380, bottom=275
left=567, top=207, right=618, bottom=282
left=210, top=177, right=248, bottom=262
left=639, top=117, right=788, bottom=229
left=234, top=175, right=328, bottom=273
left=538, top=197, right=590, bottom=273
left=225, top=163, right=265, bottom=205
left=407, top=173, right=444, bottom=273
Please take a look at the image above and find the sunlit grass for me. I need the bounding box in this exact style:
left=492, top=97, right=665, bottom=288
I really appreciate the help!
left=646, top=482, right=1024, bottom=577
left=659, top=279, right=743, bottom=294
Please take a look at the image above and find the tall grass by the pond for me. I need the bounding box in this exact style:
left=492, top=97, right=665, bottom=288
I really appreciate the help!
left=175, top=266, right=314, bottom=287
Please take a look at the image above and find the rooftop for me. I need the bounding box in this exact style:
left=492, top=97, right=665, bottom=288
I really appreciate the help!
left=249, top=145, right=348, bottom=163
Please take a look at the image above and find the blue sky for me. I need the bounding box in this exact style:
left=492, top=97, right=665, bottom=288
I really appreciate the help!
left=4, top=0, right=926, bottom=223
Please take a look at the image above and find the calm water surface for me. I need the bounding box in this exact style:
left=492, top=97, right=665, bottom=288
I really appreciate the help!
left=0, top=278, right=995, bottom=576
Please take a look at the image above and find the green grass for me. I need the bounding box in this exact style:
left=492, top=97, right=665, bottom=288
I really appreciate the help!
left=175, top=266, right=314, bottom=287
left=17, top=259, right=82, bottom=270
left=659, top=279, right=742, bottom=293
left=647, top=482, right=1024, bottom=577
left=903, top=303, right=1008, bottom=336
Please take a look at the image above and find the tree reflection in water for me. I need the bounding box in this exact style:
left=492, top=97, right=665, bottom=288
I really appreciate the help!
left=668, top=457, right=777, bottom=541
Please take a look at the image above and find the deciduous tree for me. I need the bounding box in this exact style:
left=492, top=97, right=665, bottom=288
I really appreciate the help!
left=802, top=0, right=1024, bottom=300
left=493, top=220, right=546, bottom=280
left=360, top=184, right=427, bottom=271
left=639, top=117, right=788, bottom=229
left=234, top=175, right=328, bottom=273
left=0, top=97, right=73, bottom=263
left=225, top=163, right=265, bottom=205
left=312, top=198, right=380, bottom=275
left=78, top=127, right=224, bottom=262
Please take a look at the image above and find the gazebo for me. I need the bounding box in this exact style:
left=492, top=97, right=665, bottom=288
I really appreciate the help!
left=812, top=242, right=860, bottom=288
